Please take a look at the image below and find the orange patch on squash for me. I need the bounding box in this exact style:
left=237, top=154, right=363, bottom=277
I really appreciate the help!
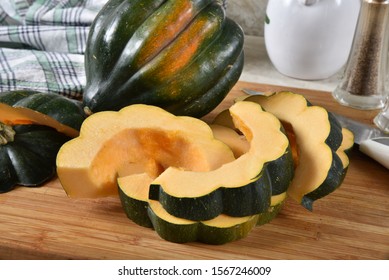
left=136, top=0, right=194, bottom=67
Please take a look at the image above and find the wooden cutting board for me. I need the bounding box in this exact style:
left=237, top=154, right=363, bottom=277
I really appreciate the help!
left=1, top=81, right=388, bottom=260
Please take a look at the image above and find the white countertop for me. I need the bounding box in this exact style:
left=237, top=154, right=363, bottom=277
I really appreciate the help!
left=239, top=35, right=343, bottom=93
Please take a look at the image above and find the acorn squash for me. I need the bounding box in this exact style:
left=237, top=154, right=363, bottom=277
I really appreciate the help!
left=0, top=90, right=85, bottom=192
left=149, top=101, right=294, bottom=221
left=210, top=120, right=291, bottom=225
left=0, top=123, right=70, bottom=193
left=118, top=173, right=258, bottom=244
left=56, top=104, right=235, bottom=198
left=83, top=0, right=244, bottom=118
left=244, top=91, right=352, bottom=210
left=0, top=90, right=86, bottom=138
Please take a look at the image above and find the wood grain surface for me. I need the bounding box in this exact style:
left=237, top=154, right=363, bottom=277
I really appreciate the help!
left=1, top=81, right=388, bottom=260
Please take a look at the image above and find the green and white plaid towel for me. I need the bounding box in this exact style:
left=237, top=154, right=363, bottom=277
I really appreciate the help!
left=0, top=0, right=108, bottom=99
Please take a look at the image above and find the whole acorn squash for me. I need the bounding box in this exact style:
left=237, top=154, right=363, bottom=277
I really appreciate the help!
left=83, top=0, right=244, bottom=117
left=0, top=90, right=86, bottom=192
left=0, top=123, right=70, bottom=193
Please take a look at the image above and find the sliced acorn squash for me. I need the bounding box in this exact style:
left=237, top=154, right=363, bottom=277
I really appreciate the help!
left=118, top=173, right=258, bottom=244
left=210, top=120, right=291, bottom=225
left=149, top=101, right=293, bottom=221
left=244, top=91, right=351, bottom=210
left=0, top=90, right=86, bottom=138
left=56, top=104, right=235, bottom=198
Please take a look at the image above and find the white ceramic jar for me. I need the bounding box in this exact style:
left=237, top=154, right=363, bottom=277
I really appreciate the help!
left=264, top=0, right=361, bottom=80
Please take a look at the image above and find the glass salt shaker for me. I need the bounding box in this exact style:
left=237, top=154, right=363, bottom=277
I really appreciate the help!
left=332, top=0, right=389, bottom=110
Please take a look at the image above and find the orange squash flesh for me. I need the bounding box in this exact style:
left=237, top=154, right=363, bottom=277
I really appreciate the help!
left=0, top=103, right=79, bottom=138
left=56, top=104, right=235, bottom=198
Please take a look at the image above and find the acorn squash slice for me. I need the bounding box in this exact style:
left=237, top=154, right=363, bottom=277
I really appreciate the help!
left=0, top=90, right=86, bottom=138
left=209, top=122, right=292, bottom=225
left=149, top=101, right=293, bottom=221
left=56, top=104, right=235, bottom=198
left=118, top=173, right=258, bottom=244
left=244, top=91, right=350, bottom=210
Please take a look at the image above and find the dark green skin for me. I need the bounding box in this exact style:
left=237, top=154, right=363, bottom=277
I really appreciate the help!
left=301, top=150, right=346, bottom=211
left=266, top=138, right=294, bottom=196
left=305, top=100, right=343, bottom=151
left=118, top=186, right=153, bottom=228
left=255, top=144, right=295, bottom=226
left=0, top=124, right=70, bottom=193
left=85, top=0, right=166, bottom=87
left=118, top=177, right=259, bottom=244
left=147, top=206, right=258, bottom=244
left=83, top=0, right=244, bottom=118
left=149, top=169, right=271, bottom=221
left=0, top=90, right=86, bottom=131
left=326, top=111, right=343, bottom=151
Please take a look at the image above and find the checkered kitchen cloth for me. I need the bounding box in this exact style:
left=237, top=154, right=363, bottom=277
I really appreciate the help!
left=0, top=0, right=107, bottom=99
left=0, top=0, right=227, bottom=100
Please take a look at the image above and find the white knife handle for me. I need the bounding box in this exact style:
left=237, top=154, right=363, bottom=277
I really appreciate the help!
left=359, top=138, right=389, bottom=169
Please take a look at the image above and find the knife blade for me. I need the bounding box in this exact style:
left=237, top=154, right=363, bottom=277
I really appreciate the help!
left=331, top=113, right=389, bottom=169
left=242, top=88, right=389, bottom=169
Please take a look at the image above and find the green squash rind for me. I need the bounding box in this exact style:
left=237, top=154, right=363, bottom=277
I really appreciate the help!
left=147, top=206, right=259, bottom=244
left=255, top=148, right=294, bottom=225
left=117, top=172, right=260, bottom=244
left=118, top=185, right=153, bottom=228
left=149, top=171, right=271, bottom=221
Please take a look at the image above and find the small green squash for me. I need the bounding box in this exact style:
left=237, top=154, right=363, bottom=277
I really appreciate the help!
left=0, top=123, right=70, bottom=193
left=83, top=0, right=244, bottom=118
left=0, top=90, right=85, bottom=192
